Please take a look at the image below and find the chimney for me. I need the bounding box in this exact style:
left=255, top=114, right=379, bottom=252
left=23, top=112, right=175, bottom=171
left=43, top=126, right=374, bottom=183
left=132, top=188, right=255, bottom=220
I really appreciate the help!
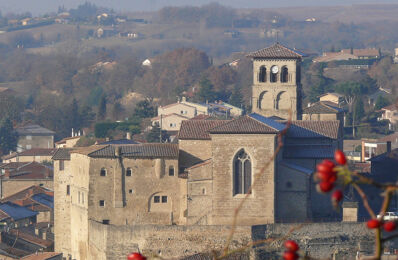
left=4, top=169, right=10, bottom=178
left=387, top=141, right=392, bottom=153
left=71, top=128, right=74, bottom=137
left=126, top=132, right=131, bottom=140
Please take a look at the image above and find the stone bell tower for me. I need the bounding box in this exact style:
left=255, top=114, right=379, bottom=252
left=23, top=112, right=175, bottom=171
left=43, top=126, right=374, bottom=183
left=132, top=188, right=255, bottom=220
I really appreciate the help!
left=248, top=43, right=304, bottom=120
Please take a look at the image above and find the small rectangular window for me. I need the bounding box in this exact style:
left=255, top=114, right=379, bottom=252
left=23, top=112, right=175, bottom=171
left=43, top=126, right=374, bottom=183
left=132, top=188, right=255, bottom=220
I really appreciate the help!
left=59, top=160, right=65, bottom=171
left=66, top=185, right=70, bottom=195
left=126, top=168, right=132, bottom=176
left=162, top=196, right=167, bottom=203
left=169, top=166, right=174, bottom=176
left=100, top=168, right=106, bottom=176
left=102, top=220, right=110, bottom=225
left=99, top=200, right=105, bottom=207
left=154, top=196, right=160, bottom=203
left=129, top=189, right=133, bottom=194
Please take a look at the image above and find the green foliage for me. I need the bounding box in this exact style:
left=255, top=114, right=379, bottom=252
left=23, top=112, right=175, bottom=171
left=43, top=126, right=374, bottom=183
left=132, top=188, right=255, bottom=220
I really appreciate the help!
left=229, top=85, right=244, bottom=108
left=0, top=117, right=18, bottom=155
left=374, top=96, right=390, bottom=110
left=353, top=98, right=365, bottom=122
left=94, top=121, right=141, bottom=138
left=0, top=95, right=23, bottom=122
left=335, top=82, right=364, bottom=97
left=87, top=87, right=103, bottom=106
left=97, top=94, right=107, bottom=121
left=195, top=78, right=217, bottom=103
left=75, top=136, right=96, bottom=147
left=133, top=100, right=155, bottom=119
left=146, top=125, right=169, bottom=143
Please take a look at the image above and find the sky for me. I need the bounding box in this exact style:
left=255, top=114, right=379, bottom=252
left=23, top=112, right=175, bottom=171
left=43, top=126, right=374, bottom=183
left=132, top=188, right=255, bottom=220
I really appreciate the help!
left=0, top=0, right=395, bottom=15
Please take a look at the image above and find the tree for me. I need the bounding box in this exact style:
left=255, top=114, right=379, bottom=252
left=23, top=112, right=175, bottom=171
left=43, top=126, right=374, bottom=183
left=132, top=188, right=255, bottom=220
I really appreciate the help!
left=146, top=125, right=168, bottom=143
left=229, top=85, right=243, bottom=108
left=112, top=102, right=124, bottom=120
left=0, top=95, right=23, bottom=122
left=0, top=117, right=18, bottom=155
left=133, top=99, right=155, bottom=119
left=353, top=98, right=365, bottom=123
left=97, top=94, right=107, bottom=121
left=196, top=78, right=217, bottom=103
left=374, top=96, right=389, bottom=110
left=335, top=82, right=364, bottom=113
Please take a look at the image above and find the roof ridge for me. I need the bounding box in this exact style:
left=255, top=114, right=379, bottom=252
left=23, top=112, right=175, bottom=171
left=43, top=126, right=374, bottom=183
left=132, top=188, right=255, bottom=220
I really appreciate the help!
left=319, top=101, right=339, bottom=112
left=248, top=114, right=280, bottom=132
left=87, top=145, right=112, bottom=157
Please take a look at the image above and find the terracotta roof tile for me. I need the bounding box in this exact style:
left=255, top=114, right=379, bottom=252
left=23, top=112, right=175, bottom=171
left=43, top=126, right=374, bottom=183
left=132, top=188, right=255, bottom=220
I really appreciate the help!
left=303, top=101, right=344, bottom=114
left=209, top=116, right=280, bottom=134
left=247, top=43, right=304, bottom=59
left=0, top=162, right=53, bottom=180
left=284, top=120, right=340, bottom=139
left=178, top=120, right=229, bottom=140
left=22, top=252, right=62, bottom=260
left=52, top=148, right=72, bottom=160
left=9, top=229, right=52, bottom=248
left=16, top=124, right=55, bottom=135
left=382, top=104, right=397, bottom=111
left=87, top=144, right=179, bottom=159
left=2, top=149, right=56, bottom=160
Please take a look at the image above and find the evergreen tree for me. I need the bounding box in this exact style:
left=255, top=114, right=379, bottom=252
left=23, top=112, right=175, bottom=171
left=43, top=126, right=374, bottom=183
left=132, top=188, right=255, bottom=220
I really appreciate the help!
left=196, top=78, right=217, bottom=103
left=97, top=94, right=107, bottom=121
left=353, top=98, right=365, bottom=123
left=133, top=99, right=155, bottom=119
left=112, top=102, right=124, bottom=120
left=229, top=85, right=243, bottom=108
left=374, top=96, right=389, bottom=110
left=0, top=118, right=18, bottom=156
left=146, top=125, right=168, bottom=143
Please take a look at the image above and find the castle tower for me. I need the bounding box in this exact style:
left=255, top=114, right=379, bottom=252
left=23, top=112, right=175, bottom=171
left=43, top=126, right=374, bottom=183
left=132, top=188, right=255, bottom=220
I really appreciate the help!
left=248, top=43, right=305, bottom=120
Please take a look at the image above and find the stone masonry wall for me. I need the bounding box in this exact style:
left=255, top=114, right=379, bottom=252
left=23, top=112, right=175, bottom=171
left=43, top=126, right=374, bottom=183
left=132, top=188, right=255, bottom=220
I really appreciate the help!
left=88, top=221, right=374, bottom=260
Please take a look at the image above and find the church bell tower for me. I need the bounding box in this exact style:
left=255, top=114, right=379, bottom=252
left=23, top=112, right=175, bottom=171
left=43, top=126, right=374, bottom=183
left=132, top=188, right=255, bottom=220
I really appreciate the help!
left=248, top=43, right=304, bottom=120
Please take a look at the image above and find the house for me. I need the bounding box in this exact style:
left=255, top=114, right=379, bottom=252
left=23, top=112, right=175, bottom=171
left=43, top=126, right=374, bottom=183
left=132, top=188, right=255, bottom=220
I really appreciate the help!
left=361, top=139, right=392, bottom=162
left=319, top=93, right=345, bottom=106
left=16, top=125, right=55, bottom=152
left=0, top=202, right=38, bottom=227
left=1, top=185, right=54, bottom=223
left=379, top=104, right=398, bottom=129
left=55, top=136, right=81, bottom=148
left=313, top=48, right=379, bottom=62
left=0, top=162, right=53, bottom=198
left=151, top=113, right=190, bottom=131
left=302, top=101, right=345, bottom=130
left=0, top=87, right=17, bottom=96
left=1, top=148, right=56, bottom=164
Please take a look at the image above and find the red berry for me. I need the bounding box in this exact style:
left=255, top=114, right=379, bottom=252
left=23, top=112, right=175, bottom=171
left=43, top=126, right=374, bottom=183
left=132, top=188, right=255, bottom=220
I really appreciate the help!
left=367, top=219, right=381, bottom=229
left=318, top=181, right=334, bottom=193
left=316, top=160, right=335, bottom=174
left=334, top=150, right=347, bottom=165
left=127, top=253, right=146, bottom=260
left=332, top=190, right=343, bottom=202
left=283, top=251, right=299, bottom=260
left=384, top=221, right=396, bottom=232
left=284, top=240, right=299, bottom=252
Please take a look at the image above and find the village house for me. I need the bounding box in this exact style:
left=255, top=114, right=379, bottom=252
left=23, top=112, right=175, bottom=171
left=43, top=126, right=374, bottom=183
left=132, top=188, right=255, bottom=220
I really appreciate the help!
left=313, top=48, right=380, bottom=62
left=15, top=125, right=55, bottom=152
left=55, top=136, right=81, bottom=149
left=378, top=103, right=398, bottom=129
left=0, top=161, right=53, bottom=198
left=1, top=148, right=56, bottom=164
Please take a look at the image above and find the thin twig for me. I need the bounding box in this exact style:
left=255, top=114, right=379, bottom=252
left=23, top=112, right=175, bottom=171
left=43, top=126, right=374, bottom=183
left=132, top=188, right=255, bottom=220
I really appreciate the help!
left=352, top=183, right=376, bottom=219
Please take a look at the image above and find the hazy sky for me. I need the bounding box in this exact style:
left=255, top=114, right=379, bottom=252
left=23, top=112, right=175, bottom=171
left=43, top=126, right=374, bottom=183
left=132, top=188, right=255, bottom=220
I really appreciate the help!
left=0, top=0, right=396, bottom=15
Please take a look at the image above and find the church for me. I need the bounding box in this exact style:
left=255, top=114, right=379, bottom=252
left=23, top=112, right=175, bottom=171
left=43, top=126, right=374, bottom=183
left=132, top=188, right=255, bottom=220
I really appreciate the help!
left=52, top=43, right=343, bottom=259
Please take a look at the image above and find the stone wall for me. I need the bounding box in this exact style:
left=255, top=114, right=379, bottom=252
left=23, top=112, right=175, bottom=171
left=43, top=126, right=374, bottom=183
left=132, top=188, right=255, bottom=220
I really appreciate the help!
left=87, top=221, right=374, bottom=260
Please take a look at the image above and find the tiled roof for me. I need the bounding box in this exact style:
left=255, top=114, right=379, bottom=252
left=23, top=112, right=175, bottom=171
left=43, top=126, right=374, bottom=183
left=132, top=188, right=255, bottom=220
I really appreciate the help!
left=209, top=115, right=280, bottom=134
left=378, top=132, right=398, bottom=143
left=22, top=252, right=63, bottom=260
left=186, top=159, right=212, bottom=170
left=284, top=120, right=340, bottom=139
left=319, top=92, right=344, bottom=98
left=303, top=102, right=344, bottom=114
left=160, top=102, right=196, bottom=110
left=31, top=194, right=53, bottom=209
left=280, top=161, right=313, bottom=175
left=52, top=148, right=72, bottom=160
left=55, top=135, right=80, bottom=145
left=190, top=114, right=212, bottom=120
left=382, top=104, right=397, bottom=111
left=87, top=144, right=179, bottom=159
left=178, top=120, right=229, bottom=140
left=0, top=161, right=53, bottom=180
left=283, top=145, right=335, bottom=159
left=0, top=202, right=38, bottom=221
left=99, top=139, right=139, bottom=145
left=2, top=148, right=56, bottom=160
left=9, top=229, right=52, bottom=248
left=151, top=113, right=190, bottom=121
left=1, top=186, right=53, bottom=204
left=247, top=43, right=305, bottom=59
left=249, top=113, right=286, bottom=131
left=16, top=124, right=55, bottom=135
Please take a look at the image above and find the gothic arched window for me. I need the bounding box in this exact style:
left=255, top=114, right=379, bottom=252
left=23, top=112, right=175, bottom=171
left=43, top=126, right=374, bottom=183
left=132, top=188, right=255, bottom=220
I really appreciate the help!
left=258, top=66, right=267, bottom=83
left=280, top=66, right=288, bottom=83
left=233, top=150, right=252, bottom=195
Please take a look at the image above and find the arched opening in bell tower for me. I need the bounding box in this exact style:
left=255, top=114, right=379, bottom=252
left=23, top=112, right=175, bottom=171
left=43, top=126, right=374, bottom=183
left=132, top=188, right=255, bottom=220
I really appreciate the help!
left=280, top=66, right=288, bottom=83
left=258, top=66, right=267, bottom=83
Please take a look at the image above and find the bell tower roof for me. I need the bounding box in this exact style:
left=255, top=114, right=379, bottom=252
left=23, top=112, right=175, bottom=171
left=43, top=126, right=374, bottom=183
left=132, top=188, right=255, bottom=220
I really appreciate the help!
left=247, top=43, right=306, bottom=59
